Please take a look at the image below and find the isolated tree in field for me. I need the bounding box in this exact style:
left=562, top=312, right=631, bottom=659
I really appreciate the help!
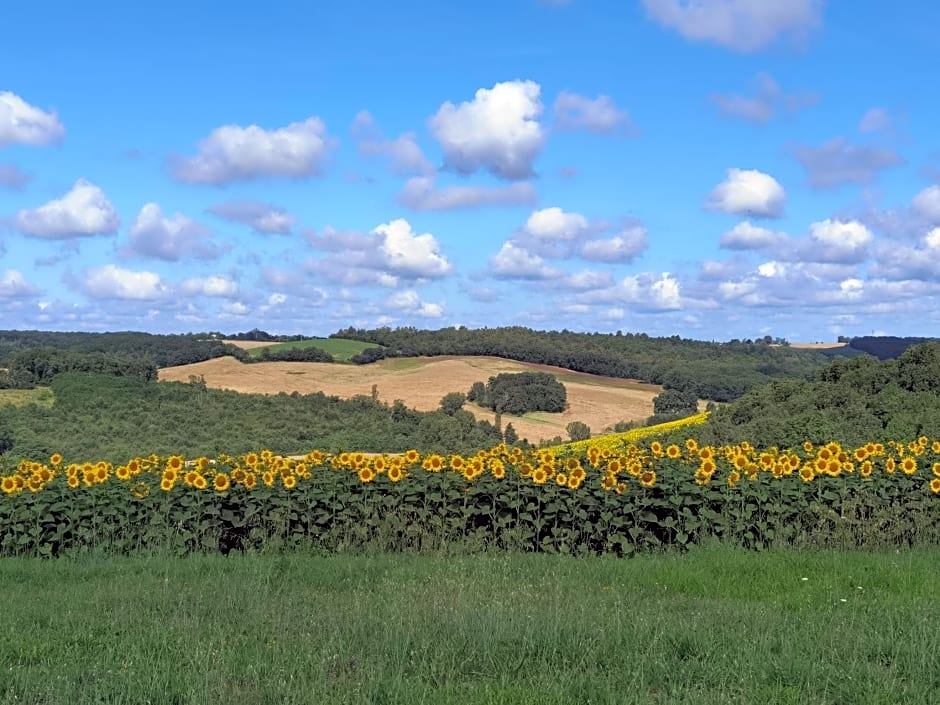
left=566, top=421, right=591, bottom=442
left=652, top=388, right=699, bottom=417
left=503, top=422, right=518, bottom=445
left=439, top=392, right=466, bottom=416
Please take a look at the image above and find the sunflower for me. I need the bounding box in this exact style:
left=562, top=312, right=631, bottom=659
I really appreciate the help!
left=901, top=457, right=917, bottom=475
left=1, top=476, right=18, bottom=494
left=650, top=441, right=664, bottom=457
left=606, top=459, right=622, bottom=474
left=66, top=475, right=80, bottom=489
left=166, top=455, right=184, bottom=472
left=282, top=475, right=297, bottom=489
left=159, top=476, right=174, bottom=492
left=615, top=482, right=626, bottom=494
left=685, top=438, right=699, bottom=452
left=372, top=457, right=387, bottom=473
left=193, top=475, right=208, bottom=490
left=600, top=473, right=616, bottom=491
left=94, top=465, right=109, bottom=483
left=127, top=458, right=141, bottom=475
left=427, top=455, right=444, bottom=472
left=556, top=472, right=568, bottom=487
left=489, top=459, right=506, bottom=479
left=860, top=461, right=874, bottom=478
left=567, top=474, right=582, bottom=490
left=49, top=453, right=63, bottom=467
left=531, top=468, right=548, bottom=485
left=885, top=457, right=896, bottom=474
left=803, top=441, right=814, bottom=454
left=666, top=445, right=681, bottom=459
left=404, top=449, right=420, bottom=464
left=799, top=465, right=814, bottom=483
left=726, top=470, right=741, bottom=488
left=930, top=478, right=940, bottom=494
left=231, top=468, right=247, bottom=484
left=243, top=473, right=257, bottom=490
left=358, top=467, right=376, bottom=483
left=570, top=466, right=587, bottom=483
left=213, top=473, right=231, bottom=492
left=639, top=470, right=656, bottom=488
left=132, top=482, right=152, bottom=499
left=700, top=459, right=717, bottom=475
left=388, top=465, right=404, bottom=483
left=933, top=462, right=940, bottom=479
left=698, top=446, right=714, bottom=461
left=933, top=441, right=940, bottom=454
left=246, top=452, right=260, bottom=467
left=853, top=447, right=868, bottom=462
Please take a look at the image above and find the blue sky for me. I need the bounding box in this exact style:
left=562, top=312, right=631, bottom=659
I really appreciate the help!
left=2, top=0, right=939, bottom=341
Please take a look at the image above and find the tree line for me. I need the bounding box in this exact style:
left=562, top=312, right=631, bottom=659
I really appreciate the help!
left=334, top=326, right=827, bottom=401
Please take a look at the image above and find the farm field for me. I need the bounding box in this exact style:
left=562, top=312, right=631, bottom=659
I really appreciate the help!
left=159, top=355, right=663, bottom=443
left=1, top=547, right=936, bottom=704
left=0, top=388, right=53, bottom=408
left=225, top=337, right=381, bottom=362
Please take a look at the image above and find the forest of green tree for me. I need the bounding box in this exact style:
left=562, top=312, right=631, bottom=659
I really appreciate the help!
left=0, top=372, right=503, bottom=462
left=334, top=326, right=827, bottom=401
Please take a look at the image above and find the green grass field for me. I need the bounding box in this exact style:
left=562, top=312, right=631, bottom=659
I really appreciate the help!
left=0, top=387, right=53, bottom=408
left=1, top=547, right=937, bottom=704
left=246, top=337, right=381, bottom=362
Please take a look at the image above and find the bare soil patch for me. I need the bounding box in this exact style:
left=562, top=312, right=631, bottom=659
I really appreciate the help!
left=222, top=340, right=275, bottom=350
left=159, top=356, right=662, bottom=444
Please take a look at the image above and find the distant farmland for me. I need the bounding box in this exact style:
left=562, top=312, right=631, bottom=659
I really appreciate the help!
left=160, top=355, right=662, bottom=444
left=226, top=338, right=381, bottom=363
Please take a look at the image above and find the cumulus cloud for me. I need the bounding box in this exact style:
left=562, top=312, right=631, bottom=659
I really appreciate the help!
left=180, top=275, right=239, bottom=298
left=642, top=0, right=822, bottom=52
left=522, top=207, right=590, bottom=241
left=83, top=265, right=166, bottom=300
left=0, top=269, right=39, bottom=298
left=720, top=221, right=787, bottom=250
left=793, top=138, right=903, bottom=188
left=0, top=91, right=65, bottom=146
left=222, top=302, right=249, bottom=316
left=0, top=164, right=30, bottom=191
left=398, top=176, right=536, bottom=211
left=307, top=218, right=453, bottom=285
left=575, top=272, right=682, bottom=311
left=171, top=117, right=335, bottom=184
left=799, top=219, right=873, bottom=264
left=858, top=107, right=893, bottom=134
left=579, top=223, right=649, bottom=262
left=706, top=168, right=786, bottom=218
left=912, top=185, right=940, bottom=222
left=376, top=219, right=452, bottom=279
left=352, top=111, right=433, bottom=176
left=428, top=80, right=545, bottom=179
left=14, top=179, right=120, bottom=238
left=207, top=200, right=296, bottom=235
left=710, top=73, right=815, bottom=123
left=126, top=203, right=222, bottom=261
left=488, top=241, right=561, bottom=279
left=385, top=290, right=445, bottom=318
left=552, top=91, right=634, bottom=135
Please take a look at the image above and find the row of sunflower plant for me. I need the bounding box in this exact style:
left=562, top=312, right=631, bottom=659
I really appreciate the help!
left=1, top=434, right=939, bottom=557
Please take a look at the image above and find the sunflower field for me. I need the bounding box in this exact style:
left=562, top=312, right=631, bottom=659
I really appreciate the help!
left=3, top=416, right=940, bottom=557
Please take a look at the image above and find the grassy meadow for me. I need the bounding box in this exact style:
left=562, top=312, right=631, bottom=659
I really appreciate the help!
left=0, top=387, right=53, bottom=408
left=0, top=546, right=937, bottom=704
left=244, top=338, right=380, bottom=362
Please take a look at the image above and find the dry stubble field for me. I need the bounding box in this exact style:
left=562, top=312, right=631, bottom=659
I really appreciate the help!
left=159, top=353, right=662, bottom=443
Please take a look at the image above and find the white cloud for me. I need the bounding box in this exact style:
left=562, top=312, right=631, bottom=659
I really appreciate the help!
left=787, top=219, right=873, bottom=264
left=222, top=302, right=249, bottom=316
left=858, top=107, right=892, bottom=134
left=720, top=221, right=787, bottom=250
left=0, top=91, right=65, bottom=146
left=912, top=185, right=940, bottom=222
left=428, top=80, right=545, bottom=179
left=268, top=293, right=287, bottom=306
left=523, top=207, right=590, bottom=241
left=352, top=110, right=433, bottom=176
left=386, top=290, right=445, bottom=318
left=579, top=225, right=649, bottom=263
left=793, top=138, right=903, bottom=188
left=552, top=91, right=634, bottom=135
left=84, top=265, right=166, bottom=300
left=207, top=200, right=296, bottom=235
left=642, top=0, right=822, bottom=53
left=0, top=269, right=39, bottom=298
left=706, top=168, right=786, bottom=218
left=710, top=73, right=815, bottom=123
left=171, top=117, right=335, bottom=184
left=561, top=270, right=614, bottom=290
left=399, top=176, right=536, bottom=211
left=180, top=275, right=239, bottom=298
left=127, top=203, right=221, bottom=261
left=578, top=272, right=682, bottom=310
left=375, top=218, right=452, bottom=279
left=488, top=241, right=560, bottom=279
left=14, top=179, right=120, bottom=238
left=0, top=164, right=30, bottom=191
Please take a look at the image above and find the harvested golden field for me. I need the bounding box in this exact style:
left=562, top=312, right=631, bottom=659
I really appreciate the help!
left=159, top=356, right=662, bottom=443
left=222, top=340, right=273, bottom=350
left=788, top=342, right=847, bottom=350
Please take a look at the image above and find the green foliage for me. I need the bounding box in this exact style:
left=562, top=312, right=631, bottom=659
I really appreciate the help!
left=473, top=372, right=567, bottom=414
left=566, top=421, right=591, bottom=442
left=246, top=337, right=378, bottom=363
left=697, top=342, right=940, bottom=447
left=0, top=372, right=503, bottom=462
left=439, top=391, right=466, bottom=416
left=652, top=388, right=699, bottom=416
left=1, top=347, right=157, bottom=389
left=334, top=325, right=827, bottom=401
